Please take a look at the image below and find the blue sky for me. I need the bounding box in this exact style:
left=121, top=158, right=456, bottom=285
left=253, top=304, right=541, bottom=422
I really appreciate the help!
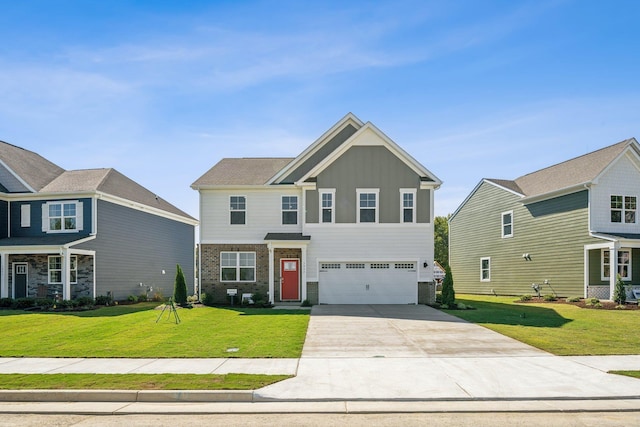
left=1, top=1, right=639, bottom=218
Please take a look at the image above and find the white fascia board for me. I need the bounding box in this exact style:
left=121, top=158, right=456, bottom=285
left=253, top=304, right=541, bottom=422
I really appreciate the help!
left=298, top=122, right=442, bottom=186
left=520, top=183, right=590, bottom=205
left=592, top=143, right=640, bottom=186
left=65, top=235, right=97, bottom=248
left=95, top=192, right=199, bottom=226
left=194, top=184, right=296, bottom=191
left=0, top=158, right=37, bottom=193
left=267, top=113, right=365, bottom=185
left=0, top=191, right=95, bottom=202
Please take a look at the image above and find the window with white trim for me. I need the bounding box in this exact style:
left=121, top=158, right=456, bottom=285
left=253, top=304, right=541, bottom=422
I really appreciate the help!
left=320, top=190, right=335, bottom=223
left=357, top=189, right=378, bottom=223
left=611, top=195, right=636, bottom=224
left=281, top=196, right=298, bottom=225
left=42, top=201, right=83, bottom=233
left=480, top=257, right=491, bottom=282
left=501, top=211, right=513, bottom=238
left=400, top=190, right=416, bottom=223
left=230, top=196, right=246, bottom=225
left=221, top=252, right=255, bottom=282
left=602, top=249, right=631, bottom=281
left=48, top=255, right=77, bottom=284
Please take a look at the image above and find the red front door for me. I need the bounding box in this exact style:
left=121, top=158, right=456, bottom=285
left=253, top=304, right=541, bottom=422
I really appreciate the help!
left=281, top=259, right=300, bottom=300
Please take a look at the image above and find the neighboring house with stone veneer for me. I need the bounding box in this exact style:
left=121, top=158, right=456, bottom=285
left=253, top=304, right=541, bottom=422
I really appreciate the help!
left=192, top=113, right=442, bottom=305
left=449, top=138, right=640, bottom=301
left=0, top=140, right=197, bottom=301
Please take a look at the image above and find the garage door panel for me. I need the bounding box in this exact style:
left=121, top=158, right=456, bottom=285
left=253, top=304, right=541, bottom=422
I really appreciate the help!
left=319, top=262, right=417, bottom=304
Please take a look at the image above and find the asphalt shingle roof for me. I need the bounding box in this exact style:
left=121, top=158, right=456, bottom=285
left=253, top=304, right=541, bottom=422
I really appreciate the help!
left=0, top=140, right=64, bottom=191
left=191, top=158, right=294, bottom=187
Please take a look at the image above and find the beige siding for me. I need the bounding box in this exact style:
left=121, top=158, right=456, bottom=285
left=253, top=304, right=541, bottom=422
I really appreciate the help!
left=450, top=183, right=599, bottom=296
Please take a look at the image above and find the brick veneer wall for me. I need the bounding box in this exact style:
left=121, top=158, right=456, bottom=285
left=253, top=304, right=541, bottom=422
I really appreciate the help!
left=200, top=243, right=270, bottom=304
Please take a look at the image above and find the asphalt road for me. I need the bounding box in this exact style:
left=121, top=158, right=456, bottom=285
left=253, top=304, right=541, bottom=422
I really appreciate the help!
left=1, top=412, right=638, bottom=427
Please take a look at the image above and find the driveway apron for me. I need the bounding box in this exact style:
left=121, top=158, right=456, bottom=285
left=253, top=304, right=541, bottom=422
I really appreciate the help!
left=256, top=304, right=640, bottom=401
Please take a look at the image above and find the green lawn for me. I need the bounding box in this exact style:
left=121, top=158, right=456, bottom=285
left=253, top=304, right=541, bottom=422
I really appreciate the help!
left=0, top=303, right=309, bottom=358
left=443, top=295, right=640, bottom=355
left=610, top=371, right=640, bottom=380
left=0, top=373, right=290, bottom=390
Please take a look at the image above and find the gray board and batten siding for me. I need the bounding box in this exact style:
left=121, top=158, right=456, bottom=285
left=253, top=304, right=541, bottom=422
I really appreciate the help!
left=450, top=182, right=599, bottom=297
left=305, top=145, right=431, bottom=224
left=75, top=199, right=195, bottom=300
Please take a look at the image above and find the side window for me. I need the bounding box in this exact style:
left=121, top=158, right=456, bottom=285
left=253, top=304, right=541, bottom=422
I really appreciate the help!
left=501, top=211, right=513, bottom=238
left=221, top=252, right=256, bottom=282
left=357, top=189, right=378, bottom=223
left=400, top=189, right=416, bottom=223
left=611, top=195, right=636, bottom=224
left=480, top=257, right=491, bottom=282
left=230, top=196, right=246, bottom=225
left=42, top=201, right=83, bottom=233
left=281, top=196, right=298, bottom=225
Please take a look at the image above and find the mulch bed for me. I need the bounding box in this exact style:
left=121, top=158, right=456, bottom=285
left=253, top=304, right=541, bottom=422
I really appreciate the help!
left=515, top=297, right=639, bottom=310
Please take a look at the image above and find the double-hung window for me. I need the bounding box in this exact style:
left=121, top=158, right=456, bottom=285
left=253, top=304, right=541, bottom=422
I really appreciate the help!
left=501, top=211, right=513, bottom=238
left=400, top=189, right=416, bottom=223
left=48, top=255, right=77, bottom=284
left=480, top=257, right=491, bottom=282
left=357, top=189, right=378, bottom=223
left=221, top=252, right=256, bottom=282
left=230, top=196, right=246, bottom=225
left=281, top=196, right=298, bottom=225
left=43, top=201, right=82, bottom=233
left=611, top=195, right=636, bottom=224
left=602, top=249, right=631, bottom=281
left=320, top=190, right=335, bottom=223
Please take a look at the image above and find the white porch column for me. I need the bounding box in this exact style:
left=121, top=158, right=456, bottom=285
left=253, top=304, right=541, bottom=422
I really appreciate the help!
left=268, top=244, right=274, bottom=304
left=62, top=248, right=71, bottom=300
left=609, top=247, right=617, bottom=301
left=0, top=252, right=7, bottom=298
left=583, top=247, right=589, bottom=299
left=301, top=245, right=307, bottom=302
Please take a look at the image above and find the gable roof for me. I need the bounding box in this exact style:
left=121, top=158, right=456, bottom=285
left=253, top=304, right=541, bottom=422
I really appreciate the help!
left=192, top=113, right=442, bottom=189
left=191, top=158, right=294, bottom=187
left=0, top=140, right=64, bottom=192
left=42, top=168, right=195, bottom=220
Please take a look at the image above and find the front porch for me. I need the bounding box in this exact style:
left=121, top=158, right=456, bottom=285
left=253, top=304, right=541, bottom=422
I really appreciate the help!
left=265, top=233, right=311, bottom=305
left=585, top=236, right=640, bottom=301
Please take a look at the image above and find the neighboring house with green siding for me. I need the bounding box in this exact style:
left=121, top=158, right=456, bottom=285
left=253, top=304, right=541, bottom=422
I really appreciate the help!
left=449, top=138, right=640, bottom=301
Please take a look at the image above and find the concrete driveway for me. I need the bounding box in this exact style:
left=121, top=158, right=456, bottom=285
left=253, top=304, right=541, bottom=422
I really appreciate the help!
left=302, top=304, right=547, bottom=358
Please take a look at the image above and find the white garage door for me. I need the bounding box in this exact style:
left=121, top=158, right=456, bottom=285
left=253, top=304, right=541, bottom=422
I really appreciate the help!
left=319, top=261, right=418, bottom=304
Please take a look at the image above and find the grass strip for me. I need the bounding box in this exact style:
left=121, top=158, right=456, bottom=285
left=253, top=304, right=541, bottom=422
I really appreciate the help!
left=0, top=373, right=291, bottom=390
left=442, top=294, right=640, bottom=355
left=609, top=371, right=640, bottom=379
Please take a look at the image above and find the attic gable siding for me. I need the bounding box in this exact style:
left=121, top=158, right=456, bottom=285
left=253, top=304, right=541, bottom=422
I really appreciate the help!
left=590, top=152, right=640, bottom=235
left=0, top=162, right=30, bottom=193
left=313, top=145, right=428, bottom=224
left=450, top=182, right=597, bottom=296
left=280, top=124, right=358, bottom=183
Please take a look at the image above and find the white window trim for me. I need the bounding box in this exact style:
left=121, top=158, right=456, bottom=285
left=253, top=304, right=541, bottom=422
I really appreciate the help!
left=42, top=200, right=83, bottom=233
left=220, top=251, right=256, bottom=282
left=356, top=188, right=379, bottom=224
left=229, top=195, right=247, bottom=226
left=319, top=189, right=336, bottom=224
left=501, top=210, right=513, bottom=238
left=480, top=257, right=491, bottom=282
left=400, top=188, right=417, bottom=224
left=21, top=204, right=31, bottom=227
left=601, top=249, right=632, bottom=281
left=48, top=255, right=77, bottom=285
left=281, top=195, right=299, bottom=226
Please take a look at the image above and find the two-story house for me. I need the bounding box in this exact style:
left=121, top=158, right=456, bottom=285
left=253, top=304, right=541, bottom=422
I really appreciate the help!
left=449, top=138, right=640, bottom=301
left=192, top=113, right=442, bottom=305
left=0, top=140, right=197, bottom=301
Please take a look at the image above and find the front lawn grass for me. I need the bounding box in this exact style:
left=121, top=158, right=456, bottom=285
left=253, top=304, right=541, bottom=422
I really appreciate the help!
left=610, top=371, right=640, bottom=380
left=0, top=373, right=290, bottom=390
left=442, top=295, right=640, bottom=355
left=0, top=303, right=309, bottom=358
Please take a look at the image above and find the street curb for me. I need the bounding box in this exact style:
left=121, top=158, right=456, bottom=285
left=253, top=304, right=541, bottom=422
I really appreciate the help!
left=0, top=390, right=254, bottom=402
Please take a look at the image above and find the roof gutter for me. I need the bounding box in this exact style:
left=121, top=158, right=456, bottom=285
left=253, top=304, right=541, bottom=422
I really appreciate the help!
left=519, top=181, right=591, bottom=204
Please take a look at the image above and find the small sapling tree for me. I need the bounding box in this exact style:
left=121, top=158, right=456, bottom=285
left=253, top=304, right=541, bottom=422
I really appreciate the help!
left=174, top=264, right=188, bottom=306
left=614, top=274, right=626, bottom=305
left=441, top=265, right=455, bottom=307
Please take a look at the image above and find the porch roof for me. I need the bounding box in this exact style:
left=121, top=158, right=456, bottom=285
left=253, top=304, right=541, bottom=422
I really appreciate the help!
left=595, top=232, right=640, bottom=241
left=264, top=233, right=311, bottom=241
left=0, top=234, right=92, bottom=248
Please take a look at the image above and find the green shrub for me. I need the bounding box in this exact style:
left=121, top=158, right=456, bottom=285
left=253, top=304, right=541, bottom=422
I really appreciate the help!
left=566, top=296, right=581, bottom=303
left=95, top=295, right=112, bottom=306
left=456, top=302, right=467, bottom=310
left=441, top=266, right=455, bottom=307
left=543, top=294, right=557, bottom=302
left=13, top=298, right=35, bottom=309
left=127, top=295, right=138, bottom=303
left=252, top=291, right=267, bottom=305
left=440, top=304, right=449, bottom=309
left=34, top=298, right=54, bottom=308
left=75, top=297, right=95, bottom=307
left=301, top=299, right=312, bottom=307
left=137, top=294, right=148, bottom=302
left=0, top=298, right=12, bottom=308
left=202, top=292, right=216, bottom=306
left=152, top=291, right=164, bottom=302
left=586, top=297, right=600, bottom=306
left=56, top=300, right=74, bottom=309
left=616, top=305, right=626, bottom=310
left=173, top=264, right=188, bottom=306
left=614, top=274, right=626, bottom=305
left=187, top=294, right=198, bottom=303
left=519, top=294, right=532, bottom=302
left=435, top=292, right=442, bottom=304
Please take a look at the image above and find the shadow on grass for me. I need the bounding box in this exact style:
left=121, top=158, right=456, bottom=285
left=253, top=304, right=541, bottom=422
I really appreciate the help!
left=224, top=307, right=310, bottom=316
left=0, top=303, right=158, bottom=318
left=445, top=298, right=572, bottom=328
